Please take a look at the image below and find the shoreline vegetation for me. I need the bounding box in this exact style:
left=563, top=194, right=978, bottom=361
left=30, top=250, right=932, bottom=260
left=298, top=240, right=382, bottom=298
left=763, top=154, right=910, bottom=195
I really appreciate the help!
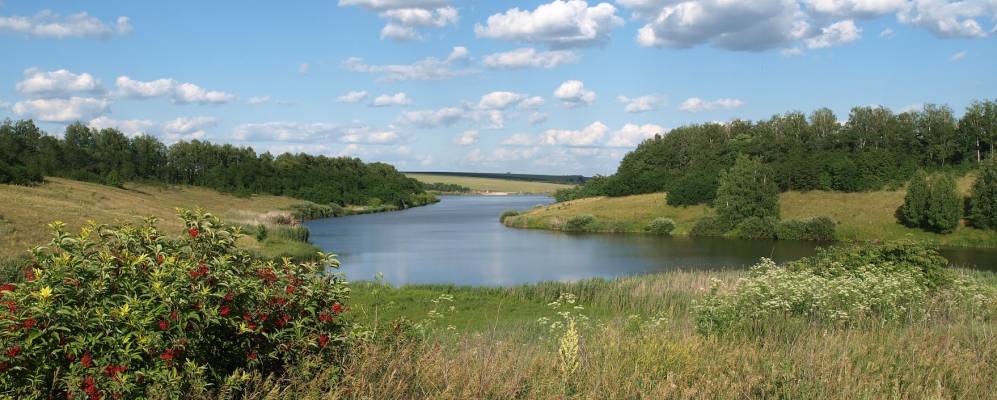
left=504, top=173, right=997, bottom=249
left=406, top=172, right=575, bottom=195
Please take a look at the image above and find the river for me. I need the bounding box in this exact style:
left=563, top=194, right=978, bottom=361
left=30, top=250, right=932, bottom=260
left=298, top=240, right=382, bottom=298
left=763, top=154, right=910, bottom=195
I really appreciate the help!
left=306, top=195, right=997, bottom=286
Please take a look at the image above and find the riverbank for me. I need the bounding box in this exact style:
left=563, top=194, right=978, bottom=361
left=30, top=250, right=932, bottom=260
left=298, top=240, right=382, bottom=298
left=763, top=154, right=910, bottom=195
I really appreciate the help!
left=503, top=176, right=997, bottom=249
left=406, top=173, right=574, bottom=195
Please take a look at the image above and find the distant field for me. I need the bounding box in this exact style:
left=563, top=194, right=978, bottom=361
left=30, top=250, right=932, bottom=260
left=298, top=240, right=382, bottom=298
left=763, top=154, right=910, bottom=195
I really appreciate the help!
left=0, top=178, right=318, bottom=259
left=406, top=173, right=574, bottom=194
left=505, top=175, right=997, bottom=248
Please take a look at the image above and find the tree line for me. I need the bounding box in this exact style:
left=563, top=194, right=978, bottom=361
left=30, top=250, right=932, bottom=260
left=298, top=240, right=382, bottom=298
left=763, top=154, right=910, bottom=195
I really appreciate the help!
left=557, top=100, right=997, bottom=205
left=0, top=120, right=432, bottom=207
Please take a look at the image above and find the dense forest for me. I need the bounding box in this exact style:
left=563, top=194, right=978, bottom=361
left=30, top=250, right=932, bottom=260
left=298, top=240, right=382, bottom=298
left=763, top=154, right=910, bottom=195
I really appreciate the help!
left=0, top=120, right=432, bottom=207
left=557, top=100, right=997, bottom=204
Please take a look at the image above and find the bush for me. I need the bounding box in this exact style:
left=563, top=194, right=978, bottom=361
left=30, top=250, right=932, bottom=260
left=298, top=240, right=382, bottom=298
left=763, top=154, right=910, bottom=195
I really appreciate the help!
left=0, top=209, right=349, bottom=398
left=254, top=224, right=268, bottom=241
left=696, top=242, right=954, bottom=335
left=286, top=203, right=336, bottom=220
left=499, top=210, right=520, bottom=224
left=689, top=216, right=728, bottom=237
left=898, top=170, right=930, bottom=227
left=898, top=172, right=962, bottom=233
left=563, top=214, right=598, bottom=232
left=776, top=217, right=836, bottom=241
left=645, top=217, right=675, bottom=235
left=271, top=225, right=310, bottom=243
left=731, top=217, right=777, bottom=239
left=968, top=160, right=997, bottom=230
left=714, top=156, right=780, bottom=228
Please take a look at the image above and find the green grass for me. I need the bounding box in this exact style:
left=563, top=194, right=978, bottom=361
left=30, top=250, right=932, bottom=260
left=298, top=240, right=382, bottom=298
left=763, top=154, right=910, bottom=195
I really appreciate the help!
left=406, top=173, right=574, bottom=194
left=505, top=175, right=997, bottom=248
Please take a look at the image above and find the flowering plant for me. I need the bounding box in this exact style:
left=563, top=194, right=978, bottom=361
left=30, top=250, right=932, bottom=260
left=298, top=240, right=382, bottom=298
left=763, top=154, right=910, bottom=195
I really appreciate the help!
left=0, top=209, right=349, bottom=398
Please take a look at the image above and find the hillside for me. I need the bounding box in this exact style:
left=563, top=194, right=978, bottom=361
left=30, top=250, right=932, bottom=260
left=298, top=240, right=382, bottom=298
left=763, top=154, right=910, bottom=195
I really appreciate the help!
left=504, top=175, right=997, bottom=248
left=406, top=173, right=574, bottom=194
left=0, top=178, right=321, bottom=259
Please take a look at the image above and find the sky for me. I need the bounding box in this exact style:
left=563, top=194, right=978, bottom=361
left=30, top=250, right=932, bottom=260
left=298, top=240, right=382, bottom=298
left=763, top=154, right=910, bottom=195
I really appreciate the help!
left=1, top=0, right=995, bottom=176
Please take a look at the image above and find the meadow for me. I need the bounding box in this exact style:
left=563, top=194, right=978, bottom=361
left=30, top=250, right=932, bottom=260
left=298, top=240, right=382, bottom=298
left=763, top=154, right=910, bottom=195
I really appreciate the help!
left=505, top=175, right=997, bottom=248
left=0, top=177, right=322, bottom=260
left=406, top=173, right=575, bottom=194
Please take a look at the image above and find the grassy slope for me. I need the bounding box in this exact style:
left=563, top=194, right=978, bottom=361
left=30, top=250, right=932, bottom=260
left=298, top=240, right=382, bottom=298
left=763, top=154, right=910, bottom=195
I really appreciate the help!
left=406, top=173, right=574, bottom=194
left=506, top=175, right=997, bottom=248
left=0, top=177, right=319, bottom=259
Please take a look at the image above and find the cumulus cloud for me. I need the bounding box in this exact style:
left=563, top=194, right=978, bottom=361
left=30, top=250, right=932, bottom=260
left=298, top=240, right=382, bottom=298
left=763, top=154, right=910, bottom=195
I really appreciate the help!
left=616, top=94, right=663, bottom=113
left=528, top=111, right=549, bottom=125
left=12, top=97, right=109, bottom=122
left=87, top=116, right=217, bottom=142
left=339, top=0, right=458, bottom=41
left=370, top=92, right=412, bottom=107
left=247, top=96, right=271, bottom=105
left=0, top=10, right=132, bottom=39
left=633, top=0, right=810, bottom=51
left=341, top=46, right=475, bottom=82
left=605, top=123, right=666, bottom=147
left=679, top=97, right=745, bottom=112
left=399, top=106, right=505, bottom=129
left=475, top=0, right=624, bottom=48
left=115, top=76, right=235, bottom=104
left=539, top=121, right=608, bottom=146
left=519, top=96, right=545, bottom=109
left=87, top=116, right=155, bottom=136
left=232, top=121, right=403, bottom=145
left=162, top=117, right=218, bottom=141
left=805, top=0, right=907, bottom=18
left=805, top=19, right=862, bottom=48
left=336, top=90, right=369, bottom=103
left=501, top=133, right=536, bottom=146
left=455, top=130, right=479, bottom=145
left=898, top=0, right=995, bottom=38
left=481, top=47, right=580, bottom=69
left=15, top=68, right=104, bottom=97
left=477, top=91, right=526, bottom=110
left=554, top=80, right=596, bottom=108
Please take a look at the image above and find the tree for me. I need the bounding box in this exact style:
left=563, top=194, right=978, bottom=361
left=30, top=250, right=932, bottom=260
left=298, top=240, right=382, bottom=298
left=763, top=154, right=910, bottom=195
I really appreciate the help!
left=714, top=155, right=780, bottom=229
left=969, top=159, right=997, bottom=229
left=898, top=170, right=930, bottom=228
left=924, top=174, right=962, bottom=234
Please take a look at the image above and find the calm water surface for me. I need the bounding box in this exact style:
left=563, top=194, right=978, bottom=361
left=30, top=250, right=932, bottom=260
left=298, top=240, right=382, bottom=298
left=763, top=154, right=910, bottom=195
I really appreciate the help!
left=307, top=195, right=997, bottom=286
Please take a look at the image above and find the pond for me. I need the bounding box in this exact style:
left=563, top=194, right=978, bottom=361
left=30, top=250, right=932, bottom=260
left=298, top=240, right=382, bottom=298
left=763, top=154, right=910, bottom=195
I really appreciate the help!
left=306, top=195, right=997, bottom=286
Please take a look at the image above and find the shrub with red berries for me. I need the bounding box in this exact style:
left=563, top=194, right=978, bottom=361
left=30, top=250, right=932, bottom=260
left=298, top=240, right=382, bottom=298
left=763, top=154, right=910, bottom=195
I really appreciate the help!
left=0, top=209, right=349, bottom=398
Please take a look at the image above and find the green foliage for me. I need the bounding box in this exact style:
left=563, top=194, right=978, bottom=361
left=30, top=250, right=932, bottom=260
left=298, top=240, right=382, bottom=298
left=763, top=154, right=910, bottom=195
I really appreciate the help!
left=270, top=225, right=310, bottom=243
left=696, top=242, right=957, bottom=335
left=731, top=217, right=777, bottom=239
left=775, top=217, right=836, bottom=241
left=898, top=171, right=963, bottom=233
left=254, top=224, right=268, bottom=242
left=645, top=217, right=675, bottom=235
left=499, top=210, right=520, bottom=223
left=0, top=119, right=428, bottom=208
left=285, top=203, right=337, bottom=220
left=0, top=210, right=349, bottom=398
left=714, top=156, right=780, bottom=228
left=968, top=159, right=997, bottom=229
left=563, top=215, right=598, bottom=232
left=422, top=182, right=471, bottom=193
left=665, top=169, right=719, bottom=206
left=690, top=216, right=729, bottom=237
left=553, top=175, right=616, bottom=202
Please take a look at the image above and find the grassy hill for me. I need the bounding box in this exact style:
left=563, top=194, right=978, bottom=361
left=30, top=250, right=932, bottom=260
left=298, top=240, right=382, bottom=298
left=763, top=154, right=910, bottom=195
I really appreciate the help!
left=0, top=178, right=323, bottom=259
left=406, top=173, right=574, bottom=195
left=504, top=175, right=997, bottom=248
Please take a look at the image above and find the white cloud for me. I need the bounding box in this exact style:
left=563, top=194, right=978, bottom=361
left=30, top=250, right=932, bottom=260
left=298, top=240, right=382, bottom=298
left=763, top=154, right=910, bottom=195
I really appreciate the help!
left=605, top=123, right=666, bottom=147
left=162, top=116, right=217, bottom=141
left=519, top=96, right=545, bottom=109
left=232, top=121, right=403, bottom=145
left=12, top=97, right=109, bottom=122
left=632, top=0, right=810, bottom=51
left=370, top=92, right=412, bottom=107
left=805, top=19, right=862, bottom=48
left=455, top=130, right=479, bottom=145
left=446, top=46, right=470, bottom=62
left=342, top=46, right=476, bottom=82
left=336, top=90, right=369, bottom=103
left=339, top=0, right=458, bottom=41
left=554, top=80, right=596, bottom=107
left=481, top=47, right=580, bottom=69
left=477, top=91, right=526, bottom=110
left=950, top=49, right=967, bottom=61
left=475, top=0, right=625, bottom=48
left=805, top=0, right=907, bottom=18
left=247, top=96, right=271, bottom=105
left=299, top=63, right=311, bottom=75
left=399, top=107, right=467, bottom=128
left=87, top=116, right=155, bottom=136
left=115, top=76, right=235, bottom=104
left=539, top=121, right=608, bottom=146
left=0, top=10, right=132, bottom=39
left=679, top=97, right=745, bottom=112
left=898, top=0, right=995, bottom=38
left=528, top=111, right=549, bottom=125
left=501, top=133, right=536, bottom=146
left=15, top=68, right=104, bottom=97
left=616, top=94, right=663, bottom=113
left=340, top=128, right=401, bottom=144
left=880, top=27, right=896, bottom=37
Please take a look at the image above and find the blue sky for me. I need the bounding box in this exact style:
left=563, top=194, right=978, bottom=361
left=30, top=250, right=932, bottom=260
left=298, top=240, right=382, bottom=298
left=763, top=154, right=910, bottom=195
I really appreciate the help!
left=1, top=0, right=995, bottom=175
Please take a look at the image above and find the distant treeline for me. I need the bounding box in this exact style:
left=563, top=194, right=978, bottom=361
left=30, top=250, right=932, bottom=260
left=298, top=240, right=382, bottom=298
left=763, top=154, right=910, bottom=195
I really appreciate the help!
left=0, top=120, right=432, bottom=207
left=557, top=100, right=997, bottom=204
left=422, top=182, right=472, bottom=193
left=408, top=171, right=587, bottom=185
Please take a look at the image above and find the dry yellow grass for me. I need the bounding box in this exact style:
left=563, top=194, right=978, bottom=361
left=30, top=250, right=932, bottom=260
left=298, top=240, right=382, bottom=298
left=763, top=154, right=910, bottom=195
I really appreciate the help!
left=406, top=173, right=574, bottom=194
left=507, top=175, right=997, bottom=247
left=0, top=178, right=309, bottom=258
